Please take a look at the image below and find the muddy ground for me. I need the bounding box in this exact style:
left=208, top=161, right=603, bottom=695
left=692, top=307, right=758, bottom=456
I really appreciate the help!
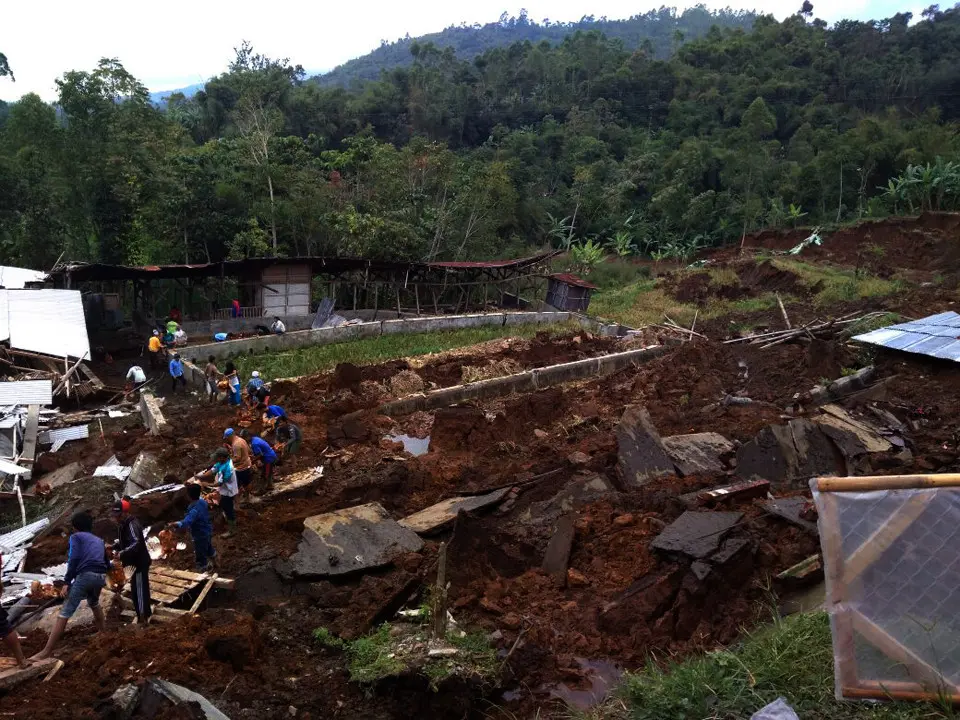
left=6, top=215, right=960, bottom=719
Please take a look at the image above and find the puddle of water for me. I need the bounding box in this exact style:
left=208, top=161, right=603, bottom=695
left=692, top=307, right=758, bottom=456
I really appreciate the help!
left=546, top=657, right=623, bottom=710
left=384, top=433, right=431, bottom=456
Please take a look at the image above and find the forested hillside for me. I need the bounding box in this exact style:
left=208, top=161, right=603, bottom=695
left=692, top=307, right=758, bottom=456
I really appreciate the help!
left=316, top=7, right=758, bottom=87
left=1, top=5, right=959, bottom=271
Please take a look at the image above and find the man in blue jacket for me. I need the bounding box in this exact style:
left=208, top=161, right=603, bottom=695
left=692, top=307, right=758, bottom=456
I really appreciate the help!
left=169, top=352, right=187, bottom=393
left=172, top=483, right=217, bottom=571
left=32, top=512, right=109, bottom=660
left=250, top=435, right=278, bottom=491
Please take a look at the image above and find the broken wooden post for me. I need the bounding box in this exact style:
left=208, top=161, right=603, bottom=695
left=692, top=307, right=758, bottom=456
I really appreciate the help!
left=432, top=542, right=448, bottom=639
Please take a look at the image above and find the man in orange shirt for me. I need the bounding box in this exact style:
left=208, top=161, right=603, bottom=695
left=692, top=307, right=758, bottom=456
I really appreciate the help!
left=224, top=428, right=253, bottom=498
left=147, top=330, right=163, bottom=369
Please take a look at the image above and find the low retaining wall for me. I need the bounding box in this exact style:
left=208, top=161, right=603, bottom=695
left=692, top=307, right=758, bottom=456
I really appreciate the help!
left=364, top=344, right=670, bottom=417
left=181, top=314, right=316, bottom=336
left=181, top=311, right=579, bottom=365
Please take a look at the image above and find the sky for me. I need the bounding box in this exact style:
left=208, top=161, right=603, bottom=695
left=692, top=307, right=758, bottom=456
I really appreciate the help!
left=1, top=0, right=921, bottom=101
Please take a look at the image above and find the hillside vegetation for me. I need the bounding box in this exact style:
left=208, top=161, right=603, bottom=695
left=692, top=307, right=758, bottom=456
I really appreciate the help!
left=315, top=7, right=757, bottom=87
left=0, top=5, right=959, bottom=271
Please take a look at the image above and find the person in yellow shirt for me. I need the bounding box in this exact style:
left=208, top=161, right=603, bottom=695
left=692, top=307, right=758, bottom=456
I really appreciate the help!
left=147, top=330, right=164, bottom=369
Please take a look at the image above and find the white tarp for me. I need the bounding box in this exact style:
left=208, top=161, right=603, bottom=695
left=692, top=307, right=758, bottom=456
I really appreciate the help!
left=5, top=289, right=90, bottom=359
left=0, top=266, right=47, bottom=290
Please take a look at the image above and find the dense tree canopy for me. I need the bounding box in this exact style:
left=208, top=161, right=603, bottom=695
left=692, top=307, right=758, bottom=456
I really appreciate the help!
left=1, top=5, right=960, bottom=269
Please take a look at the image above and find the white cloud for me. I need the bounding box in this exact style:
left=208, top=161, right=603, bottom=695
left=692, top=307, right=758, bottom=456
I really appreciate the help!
left=1, top=0, right=895, bottom=101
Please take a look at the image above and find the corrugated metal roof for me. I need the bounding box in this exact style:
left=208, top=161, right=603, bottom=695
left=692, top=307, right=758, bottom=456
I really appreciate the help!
left=853, top=311, right=960, bottom=361
left=0, top=380, right=53, bottom=406
left=40, top=424, right=89, bottom=445
left=548, top=273, right=600, bottom=290
left=0, top=266, right=47, bottom=290
left=0, top=290, right=8, bottom=343
left=130, top=483, right=182, bottom=498
left=6, top=289, right=91, bottom=359
left=0, top=517, right=50, bottom=551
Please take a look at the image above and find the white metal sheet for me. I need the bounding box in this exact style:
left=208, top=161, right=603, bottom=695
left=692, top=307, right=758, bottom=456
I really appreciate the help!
left=0, top=290, right=8, bottom=342
left=0, top=458, right=29, bottom=476
left=0, top=265, right=47, bottom=290
left=7, top=289, right=91, bottom=359
left=0, top=516, right=49, bottom=551
left=0, top=380, right=53, bottom=406
left=42, top=424, right=89, bottom=445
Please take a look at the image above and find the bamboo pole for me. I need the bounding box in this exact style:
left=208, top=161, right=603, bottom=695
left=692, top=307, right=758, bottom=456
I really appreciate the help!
left=776, top=293, right=791, bottom=329
left=432, top=542, right=448, bottom=639
left=816, top=474, right=960, bottom=492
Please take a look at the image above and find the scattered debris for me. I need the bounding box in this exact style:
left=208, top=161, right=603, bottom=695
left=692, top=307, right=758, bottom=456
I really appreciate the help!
left=93, top=455, right=132, bottom=480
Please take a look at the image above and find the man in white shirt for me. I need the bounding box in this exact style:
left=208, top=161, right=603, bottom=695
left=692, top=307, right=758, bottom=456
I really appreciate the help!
left=126, top=366, right=147, bottom=391
left=270, top=317, right=286, bottom=334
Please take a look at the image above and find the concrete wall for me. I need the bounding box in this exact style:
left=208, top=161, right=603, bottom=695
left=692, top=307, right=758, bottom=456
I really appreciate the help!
left=368, top=344, right=669, bottom=417
left=181, top=314, right=315, bottom=336
left=180, top=311, right=577, bottom=366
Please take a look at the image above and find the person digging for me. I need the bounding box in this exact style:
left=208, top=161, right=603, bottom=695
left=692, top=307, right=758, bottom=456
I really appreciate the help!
left=170, top=483, right=218, bottom=571
left=274, top=415, right=302, bottom=463
left=195, top=448, right=239, bottom=537
left=31, top=512, right=109, bottom=661
left=111, top=497, right=152, bottom=626
left=0, top=552, right=30, bottom=668
left=250, top=434, right=278, bottom=492
left=223, top=428, right=254, bottom=500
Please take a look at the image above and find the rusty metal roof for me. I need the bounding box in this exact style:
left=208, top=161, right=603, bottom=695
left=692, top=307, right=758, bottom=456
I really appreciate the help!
left=53, top=252, right=559, bottom=283
left=548, top=273, right=599, bottom=290
left=853, top=311, right=960, bottom=361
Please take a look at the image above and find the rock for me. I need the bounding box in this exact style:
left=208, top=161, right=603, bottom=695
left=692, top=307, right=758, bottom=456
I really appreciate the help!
left=480, top=597, right=504, bottom=614
left=735, top=425, right=800, bottom=485
left=599, top=565, right=686, bottom=629
left=708, top=538, right=756, bottom=585
left=616, top=405, right=676, bottom=487
left=567, top=451, right=591, bottom=466
left=38, top=461, right=83, bottom=491
left=613, top=514, right=634, bottom=527
left=395, top=552, right=423, bottom=573
left=388, top=370, right=425, bottom=397
left=124, top=452, right=164, bottom=497
left=650, top=511, right=743, bottom=560
left=762, top=497, right=819, bottom=536
left=342, top=419, right=369, bottom=440
left=567, top=569, right=589, bottom=587
left=663, top=432, right=736, bottom=476
left=502, top=613, right=521, bottom=629
left=534, top=429, right=549, bottom=439
left=788, top=418, right=848, bottom=478
left=285, top=502, right=424, bottom=578
left=542, top=514, right=576, bottom=585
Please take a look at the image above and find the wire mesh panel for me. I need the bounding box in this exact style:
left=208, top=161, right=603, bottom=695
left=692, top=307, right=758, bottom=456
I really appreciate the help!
left=812, top=475, right=960, bottom=702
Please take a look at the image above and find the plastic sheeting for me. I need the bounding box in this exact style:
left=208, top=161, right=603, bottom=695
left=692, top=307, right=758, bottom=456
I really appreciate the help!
left=812, top=482, right=960, bottom=698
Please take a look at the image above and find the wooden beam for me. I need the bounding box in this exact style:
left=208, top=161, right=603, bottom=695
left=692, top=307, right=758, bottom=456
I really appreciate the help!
left=816, top=474, right=960, bottom=492
left=20, top=405, right=40, bottom=465
left=189, top=576, right=217, bottom=614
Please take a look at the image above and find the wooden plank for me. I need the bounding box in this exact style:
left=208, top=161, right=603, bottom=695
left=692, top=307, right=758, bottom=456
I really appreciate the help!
left=43, top=659, right=65, bottom=682
left=189, top=576, right=216, bottom=614
left=818, top=491, right=858, bottom=689
left=20, top=405, right=40, bottom=465
left=843, top=493, right=934, bottom=584
left=148, top=572, right=196, bottom=589
left=152, top=566, right=234, bottom=590
left=0, top=658, right=58, bottom=690
left=816, top=474, right=960, bottom=492
left=851, top=610, right=958, bottom=693
left=124, top=587, right=181, bottom=605
left=147, top=578, right=191, bottom=598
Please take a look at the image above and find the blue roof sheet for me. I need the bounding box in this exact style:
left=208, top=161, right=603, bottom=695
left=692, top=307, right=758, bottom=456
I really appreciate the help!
left=853, top=311, right=960, bottom=362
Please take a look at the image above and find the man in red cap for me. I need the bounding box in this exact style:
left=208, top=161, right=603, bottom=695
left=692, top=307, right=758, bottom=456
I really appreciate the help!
left=112, top=497, right=152, bottom=625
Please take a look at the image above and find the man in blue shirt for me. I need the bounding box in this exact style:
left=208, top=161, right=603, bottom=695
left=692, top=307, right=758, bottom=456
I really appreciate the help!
left=32, top=512, right=109, bottom=660
left=172, top=483, right=218, bottom=571
left=246, top=371, right=264, bottom=405
left=169, top=352, right=187, bottom=394
left=250, top=435, right=278, bottom=491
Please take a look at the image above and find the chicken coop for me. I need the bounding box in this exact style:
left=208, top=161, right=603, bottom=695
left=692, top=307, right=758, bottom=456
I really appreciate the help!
left=545, top=273, right=598, bottom=312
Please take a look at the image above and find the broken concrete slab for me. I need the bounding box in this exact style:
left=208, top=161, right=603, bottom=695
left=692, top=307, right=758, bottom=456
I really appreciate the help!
left=787, top=418, right=848, bottom=478
left=36, top=461, right=83, bottom=492
left=650, top=511, right=743, bottom=560
left=616, top=405, right=676, bottom=487
left=399, top=487, right=511, bottom=534
left=762, top=497, right=819, bottom=535
left=519, top=473, right=616, bottom=526
left=124, top=451, right=165, bottom=497
left=663, top=432, right=735, bottom=476
left=139, top=393, right=170, bottom=436
left=542, top=514, right=576, bottom=585
left=815, top=404, right=894, bottom=454
left=736, top=424, right=800, bottom=484
left=286, top=502, right=423, bottom=578
left=253, top=467, right=324, bottom=502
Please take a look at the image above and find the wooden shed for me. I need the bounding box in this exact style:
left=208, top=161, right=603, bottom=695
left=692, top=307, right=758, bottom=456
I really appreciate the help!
left=545, top=273, right=598, bottom=312
left=258, top=264, right=311, bottom=317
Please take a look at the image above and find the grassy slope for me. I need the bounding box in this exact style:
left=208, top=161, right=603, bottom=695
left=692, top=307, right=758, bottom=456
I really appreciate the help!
left=232, top=322, right=574, bottom=380
left=595, top=612, right=947, bottom=720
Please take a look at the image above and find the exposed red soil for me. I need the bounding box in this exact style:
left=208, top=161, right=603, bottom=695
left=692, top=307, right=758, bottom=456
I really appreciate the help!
left=668, top=260, right=810, bottom=304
